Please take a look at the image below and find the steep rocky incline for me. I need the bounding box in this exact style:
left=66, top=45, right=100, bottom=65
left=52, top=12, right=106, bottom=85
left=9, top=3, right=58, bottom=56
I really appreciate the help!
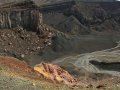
left=0, top=1, right=56, bottom=60
left=43, top=1, right=120, bottom=34
left=38, top=1, right=120, bottom=60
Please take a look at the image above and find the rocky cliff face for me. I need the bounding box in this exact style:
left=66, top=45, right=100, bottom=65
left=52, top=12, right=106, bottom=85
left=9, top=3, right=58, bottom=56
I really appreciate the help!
left=0, top=10, right=43, bottom=31
left=0, top=1, right=120, bottom=33
left=0, top=0, right=43, bottom=32
left=0, top=1, right=55, bottom=60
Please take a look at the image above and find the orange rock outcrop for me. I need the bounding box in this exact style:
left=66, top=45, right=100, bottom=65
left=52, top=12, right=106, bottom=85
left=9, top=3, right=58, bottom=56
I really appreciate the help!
left=0, top=56, right=75, bottom=85
left=34, top=63, right=76, bottom=85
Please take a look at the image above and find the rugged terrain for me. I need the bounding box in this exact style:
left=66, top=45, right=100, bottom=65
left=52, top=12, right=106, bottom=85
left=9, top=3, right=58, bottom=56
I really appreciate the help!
left=0, top=0, right=120, bottom=90
left=0, top=56, right=77, bottom=90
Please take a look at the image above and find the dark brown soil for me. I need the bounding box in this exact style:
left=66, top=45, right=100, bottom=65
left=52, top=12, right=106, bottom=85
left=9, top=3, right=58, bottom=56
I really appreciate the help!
left=0, top=27, right=52, bottom=57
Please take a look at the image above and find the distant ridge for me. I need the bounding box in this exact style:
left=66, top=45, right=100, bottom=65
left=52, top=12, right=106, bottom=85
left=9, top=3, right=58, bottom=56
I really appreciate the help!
left=0, top=0, right=118, bottom=6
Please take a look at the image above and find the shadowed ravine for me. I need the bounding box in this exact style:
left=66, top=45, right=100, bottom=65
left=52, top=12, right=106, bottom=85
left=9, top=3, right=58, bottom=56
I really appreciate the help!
left=90, top=61, right=120, bottom=72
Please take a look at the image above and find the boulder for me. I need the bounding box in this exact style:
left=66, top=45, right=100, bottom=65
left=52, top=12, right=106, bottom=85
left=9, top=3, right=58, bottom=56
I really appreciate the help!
left=34, top=63, right=76, bottom=85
